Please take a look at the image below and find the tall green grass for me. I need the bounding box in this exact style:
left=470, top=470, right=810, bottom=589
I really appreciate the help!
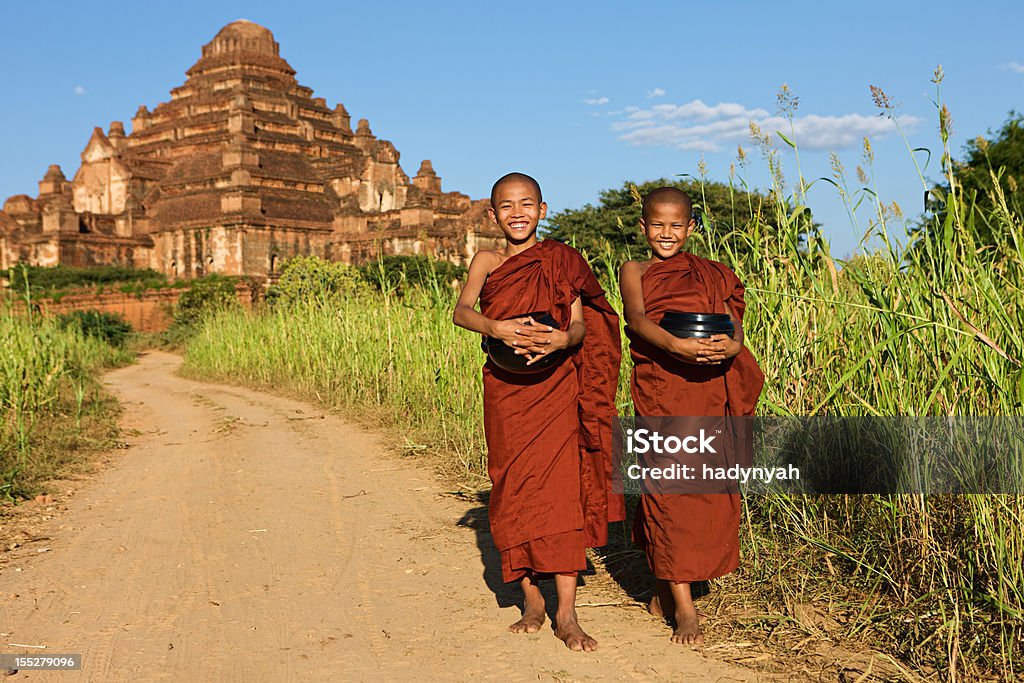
left=183, top=83, right=1023, bottom=680
left=184, top=287, right=489, bottom=479
left=0, top=299, right=132, bottom=498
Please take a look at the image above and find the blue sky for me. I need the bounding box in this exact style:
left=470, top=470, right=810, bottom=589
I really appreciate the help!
left=1, top=1, right=1021, bottom=258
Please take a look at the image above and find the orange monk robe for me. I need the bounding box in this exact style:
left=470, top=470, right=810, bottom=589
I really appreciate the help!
left=479, top=240, right=625, bottom=583
left=627, top=252, right=765, bottom=583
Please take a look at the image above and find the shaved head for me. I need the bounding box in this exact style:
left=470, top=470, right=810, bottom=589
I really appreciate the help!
left=642, top=187, right=693, bottom=221
left=490, top=172, right=543, bottom=206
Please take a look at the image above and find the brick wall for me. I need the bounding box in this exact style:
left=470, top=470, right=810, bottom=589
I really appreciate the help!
left=29, top=283, right=254, bottom=332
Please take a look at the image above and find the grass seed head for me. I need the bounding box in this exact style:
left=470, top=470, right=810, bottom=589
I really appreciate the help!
left=830, top=152, right=845, bottom=181
left=862, top=137, right=875, bottom=166
left=776, top=83, right=799, bottom=118
left=940, top=104, right=954, bottom=138
left=629, top=183, right=643, bottom=207
left=870, top=84, right=893, bottom=112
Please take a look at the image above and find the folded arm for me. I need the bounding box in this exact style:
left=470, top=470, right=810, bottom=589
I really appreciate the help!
left=453, top=251, right=522, bottom=345
left=619, top=260, right=741, bottom=365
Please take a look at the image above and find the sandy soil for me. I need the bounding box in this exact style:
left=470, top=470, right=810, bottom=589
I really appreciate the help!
left=0, top=351, right=779, bottom=681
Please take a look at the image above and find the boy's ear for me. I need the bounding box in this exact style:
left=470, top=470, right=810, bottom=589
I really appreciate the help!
left=539, top=201, right=548, bottom=220
left=487, top=206, right=497, bottom=224
left=685, top=217, right=697, bottom=237
left=638, top=218, right=647, bottom=233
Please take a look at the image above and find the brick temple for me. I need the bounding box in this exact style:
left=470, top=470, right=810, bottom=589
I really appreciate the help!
left=0, top=20, right=502, bottom=278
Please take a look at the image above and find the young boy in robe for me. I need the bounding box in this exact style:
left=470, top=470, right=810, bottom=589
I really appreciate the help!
left=619, top=187, right=764, bottom=645
left=453, top=172, right=623, bottom=652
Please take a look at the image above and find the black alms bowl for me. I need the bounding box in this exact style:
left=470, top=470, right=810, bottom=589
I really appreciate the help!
left=660, top=310, right=735, bottom=339
left=484, top=311, right=564, bottom=374
left=661, top=311, right=732, bottom=326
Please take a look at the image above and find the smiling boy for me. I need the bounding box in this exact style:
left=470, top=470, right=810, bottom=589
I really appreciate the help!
left=453, top=172, right=623, bottom=652
left=619, top=187, right=764, bottom=645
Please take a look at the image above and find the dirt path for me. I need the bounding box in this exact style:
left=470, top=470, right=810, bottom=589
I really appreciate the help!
left=0, top=351, right=771, bottom=681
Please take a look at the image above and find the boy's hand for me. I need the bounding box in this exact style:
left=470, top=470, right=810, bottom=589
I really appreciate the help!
left=488, top=316, right=563, bottom=363
left=510, top=317, right=571, bottom=365
left=702, top=334, right=742, bottom=363
left=489, top=318, right=527, bottom=347
left=669, top=335, right=739, bottom=365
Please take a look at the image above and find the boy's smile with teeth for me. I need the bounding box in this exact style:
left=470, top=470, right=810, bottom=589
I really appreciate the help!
left=488, top=178, right=548, bottom=244
left=641, top=202, right=696, bottom=260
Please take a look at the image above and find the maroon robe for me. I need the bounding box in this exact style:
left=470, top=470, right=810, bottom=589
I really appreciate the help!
left=479, top=240, right=624, bottom=582
left=627, top=252, right=764, bottom=582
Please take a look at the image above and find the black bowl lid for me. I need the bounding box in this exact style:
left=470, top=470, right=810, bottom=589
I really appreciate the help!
left=661, top=321, right=735, bottom=332
left=662, top=311, right=732, bottom=325
left=663, top=328, right=734, bottom=339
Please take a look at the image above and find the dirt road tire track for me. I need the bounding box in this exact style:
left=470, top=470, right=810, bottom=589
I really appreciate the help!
left=0, top=351, right=768, bottom=681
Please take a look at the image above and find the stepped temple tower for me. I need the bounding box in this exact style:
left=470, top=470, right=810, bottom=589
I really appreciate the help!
left=0, top=21, right=502, bottom=277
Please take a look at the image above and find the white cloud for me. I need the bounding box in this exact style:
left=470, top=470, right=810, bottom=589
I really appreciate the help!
left=646, top=88, right=666, bottom=98
left=73, top=85, right=87, bottom=96
left=611, top=98, right=920, bottom=152
left=583, top=96, right=610, bottom=106
left=1000, top=61, right=1024, bottom=73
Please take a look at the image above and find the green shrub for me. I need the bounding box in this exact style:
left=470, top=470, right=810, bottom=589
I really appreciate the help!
left=266, top=256, right=364, bottom=305
left=357, top=255, right=466, bottom=293
left=172, top=275, right=240, bottom=328
left=56, top=310, right=134, bottom=348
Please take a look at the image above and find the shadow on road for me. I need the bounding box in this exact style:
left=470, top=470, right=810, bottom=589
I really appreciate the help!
left=453, top=492, right=706, bottom=626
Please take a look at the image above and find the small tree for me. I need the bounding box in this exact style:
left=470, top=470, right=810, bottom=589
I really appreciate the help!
left=921, top=111, right=1024, bottom=251
left=956, top=111, right=1024, bottom=216
left=542, top=178, right=771, bottom=273
left=57, top=310, right=134, bottom=347
left=267, top=256, right=364, bottom=306
left=172, top=275, right=239, bottom=328
left=357, top=255, right=467, bottom=294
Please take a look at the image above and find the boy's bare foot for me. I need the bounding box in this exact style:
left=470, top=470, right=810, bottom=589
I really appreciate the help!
left=509, top=575, right=546, bottom=633
left=554, top=612, right=598, bottom=652
left=508, top=602, right=546, bottom=633
left=551, top=574, right=596, bottom=651
left=667, top=580, right=704, bottom=645
left=648, top=580, right=675, bottom=620
left=671, top=610, right=704, bottom=646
